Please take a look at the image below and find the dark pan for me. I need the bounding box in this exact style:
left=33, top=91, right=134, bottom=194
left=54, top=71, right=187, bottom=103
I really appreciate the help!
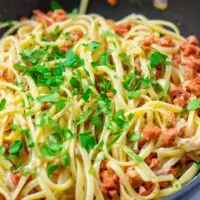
left=0, top=0, right=200, bottom=199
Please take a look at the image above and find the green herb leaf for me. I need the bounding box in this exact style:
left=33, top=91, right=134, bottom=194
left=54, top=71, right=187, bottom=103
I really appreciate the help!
left=66, top=50, right=84, bottom=68
left=166, top=121, right=171, bottom=127
left=76, top=107, right=94, bottom=125
left=94, top=141, right=104, bottom=150
left=88, top=41, right=102, bottom=52
left=41, top=139, right=63, bottom=157
left=187, top=99, right=200, bottom=111
left=100, top=50, right=112, bottom=67
left=50, top=0, right=62, bottom=10
left=61, top=153, right=70, bottom=166
left=79, top=131, right=96, bottom=152
left=47, top=164, right=61, bottom=177
left=0, top=146, right=5, bottom=155
left=128, top=132, right=141, bottom=142
left=150, top=51, right=169, bottom=68
left=0, top=99, right=6, bottom=111
left=113, top=109, right=129, bottom=130
left=159, top=81, right=170, bottom=100
left=118, top=53, right=131, bottom=67
left=9, top=140, right=24, bottom=157
left=82, top=88, right=92, bottom=102
left=56, top=100, right=66, bottom=112
left=142, top=77, right=151, bottom=89
left=37, top=93, right=59, bottom=103
left=91, top=115, right=104, bottom=128
left=69, top=8, right=78, bottom=18
left=128, top=90, right=141, bottom=100
left=108, top=135, right=120, bottom=151
left=101, top=31, right=119, bottom=38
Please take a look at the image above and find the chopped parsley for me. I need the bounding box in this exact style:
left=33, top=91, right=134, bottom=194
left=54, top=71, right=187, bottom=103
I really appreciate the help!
left=100, top=50, right=113, bottom=68
left=56, top=100, right=66, bottom=112
left=88, top=41, right=102, bottom=52
left=61, top=153, right=70, bottom=166
left=128, top=132, right=141, bottom=142
left=79, top=131, right=96, bottom=152
left=66, top=50, right=85, bottom=68
left=41, top=138, right=63, bottom=157
left=9, top=140, right=24, bottom=157
left=187, top=99, right=200, bottom=111
left=50, top=0, right=62, bottom=10
left=166, top=121, right=171, bottom=127
left=118, top=53, right=131, bottom=67
left=113, top=109, right=129, bottom=130
left=47, top=164, right=61, bottom=177
left=82, top=88, right=92, bottom=102
left=0, top=99, right=6, bottom=111
left=0, top=146, right=5, bottom=155
left=76, top=107, right=94, bottom=125
left=37, top=93, right=59, bottom=103
left=150, top=51, right=170, bottom=68
left=91, top=115, right=104, bottom=128
left=69, top=8, right=78, bottom=18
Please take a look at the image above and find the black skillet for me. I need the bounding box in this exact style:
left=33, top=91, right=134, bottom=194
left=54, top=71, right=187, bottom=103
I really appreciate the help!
left=0, top=0, right=200, bottom=199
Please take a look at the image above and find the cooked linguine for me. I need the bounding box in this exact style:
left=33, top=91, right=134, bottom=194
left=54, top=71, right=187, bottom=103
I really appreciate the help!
left=0, top=7, right=200, bottom=200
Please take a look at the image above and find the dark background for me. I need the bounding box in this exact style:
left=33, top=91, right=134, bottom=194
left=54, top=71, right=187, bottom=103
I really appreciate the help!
left=0, top=0, right=200, bottom=199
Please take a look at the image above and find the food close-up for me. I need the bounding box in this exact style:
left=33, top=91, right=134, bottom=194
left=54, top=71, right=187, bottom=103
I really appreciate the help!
left=0, top=0, right=200, bottom=200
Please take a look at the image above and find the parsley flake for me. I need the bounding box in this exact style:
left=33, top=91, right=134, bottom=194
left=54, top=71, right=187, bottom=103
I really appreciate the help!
left=79, top=131, right=96, bottom=152
left=9, top=140, right=24, bottom=157
left=66, top=50, right=85, bottom=68
left=187, top=99, right=200, bottom=111
left=0, top=99, right=6, bottom=111
left=113, top=109, right=129, bottom=130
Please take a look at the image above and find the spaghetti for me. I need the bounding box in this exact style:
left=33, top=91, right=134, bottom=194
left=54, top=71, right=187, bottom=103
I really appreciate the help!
left=0, top=7, right=200, bottom=200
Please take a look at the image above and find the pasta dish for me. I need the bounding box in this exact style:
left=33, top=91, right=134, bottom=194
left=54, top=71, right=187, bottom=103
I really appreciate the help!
left=0, top=5, right=200, bottom=200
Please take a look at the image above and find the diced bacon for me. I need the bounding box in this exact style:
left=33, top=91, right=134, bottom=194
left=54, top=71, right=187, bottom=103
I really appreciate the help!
left=125, top=166, right=143, bottom=187
left=107, top=20, right=131, bottom=37
left=106, top=92, right=115, bottom=98
left=47, top=9, right=68, bottom=22
left=143, top=36, right=156, bottom=52
left=41, top=103, right=51, bottom=111
left=161, top=128, right=177, bottom=147
left=0, top=194, right=5, bottom=200
left=139, top=182, right=154, bottom=196
left=145, top=153, right=161, bottom=170
left=159, top=181, right=169, bottom=189
left=183, top=45, right=198, bottom=57
left=165, top=113, right=176, bottom=128
left=100, top=160, right=119, bottom=199
left=107, top=0, right=118, bottom=6
left=70, top=30, right=83, bottom=41
left=169, top=84, right=189, bottom=107
left=20, top=17, right=29, bottom=22
left=100, top=160, right=108, bottom=171
left=11, top=172, right=22, bottom=188
left=142, top=124, right=161, bottom=141
left=172, top=54, right=181, bottom=66
left=187, top=36, right=199, bottom=46
left=143, top=36, right=156, bottom=47
left=108, top=190, right=118, bottom=199
left=60, top=41, right=73, bottom=53
left=185, top=77, right=200, bottom=97
left=158, top=36, right=173, bottom=47
left=168, top=167, right=177, bottom=176
left=150, top=158, right=161, bottom=170
left=33, top=9, right=53, bottom=26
